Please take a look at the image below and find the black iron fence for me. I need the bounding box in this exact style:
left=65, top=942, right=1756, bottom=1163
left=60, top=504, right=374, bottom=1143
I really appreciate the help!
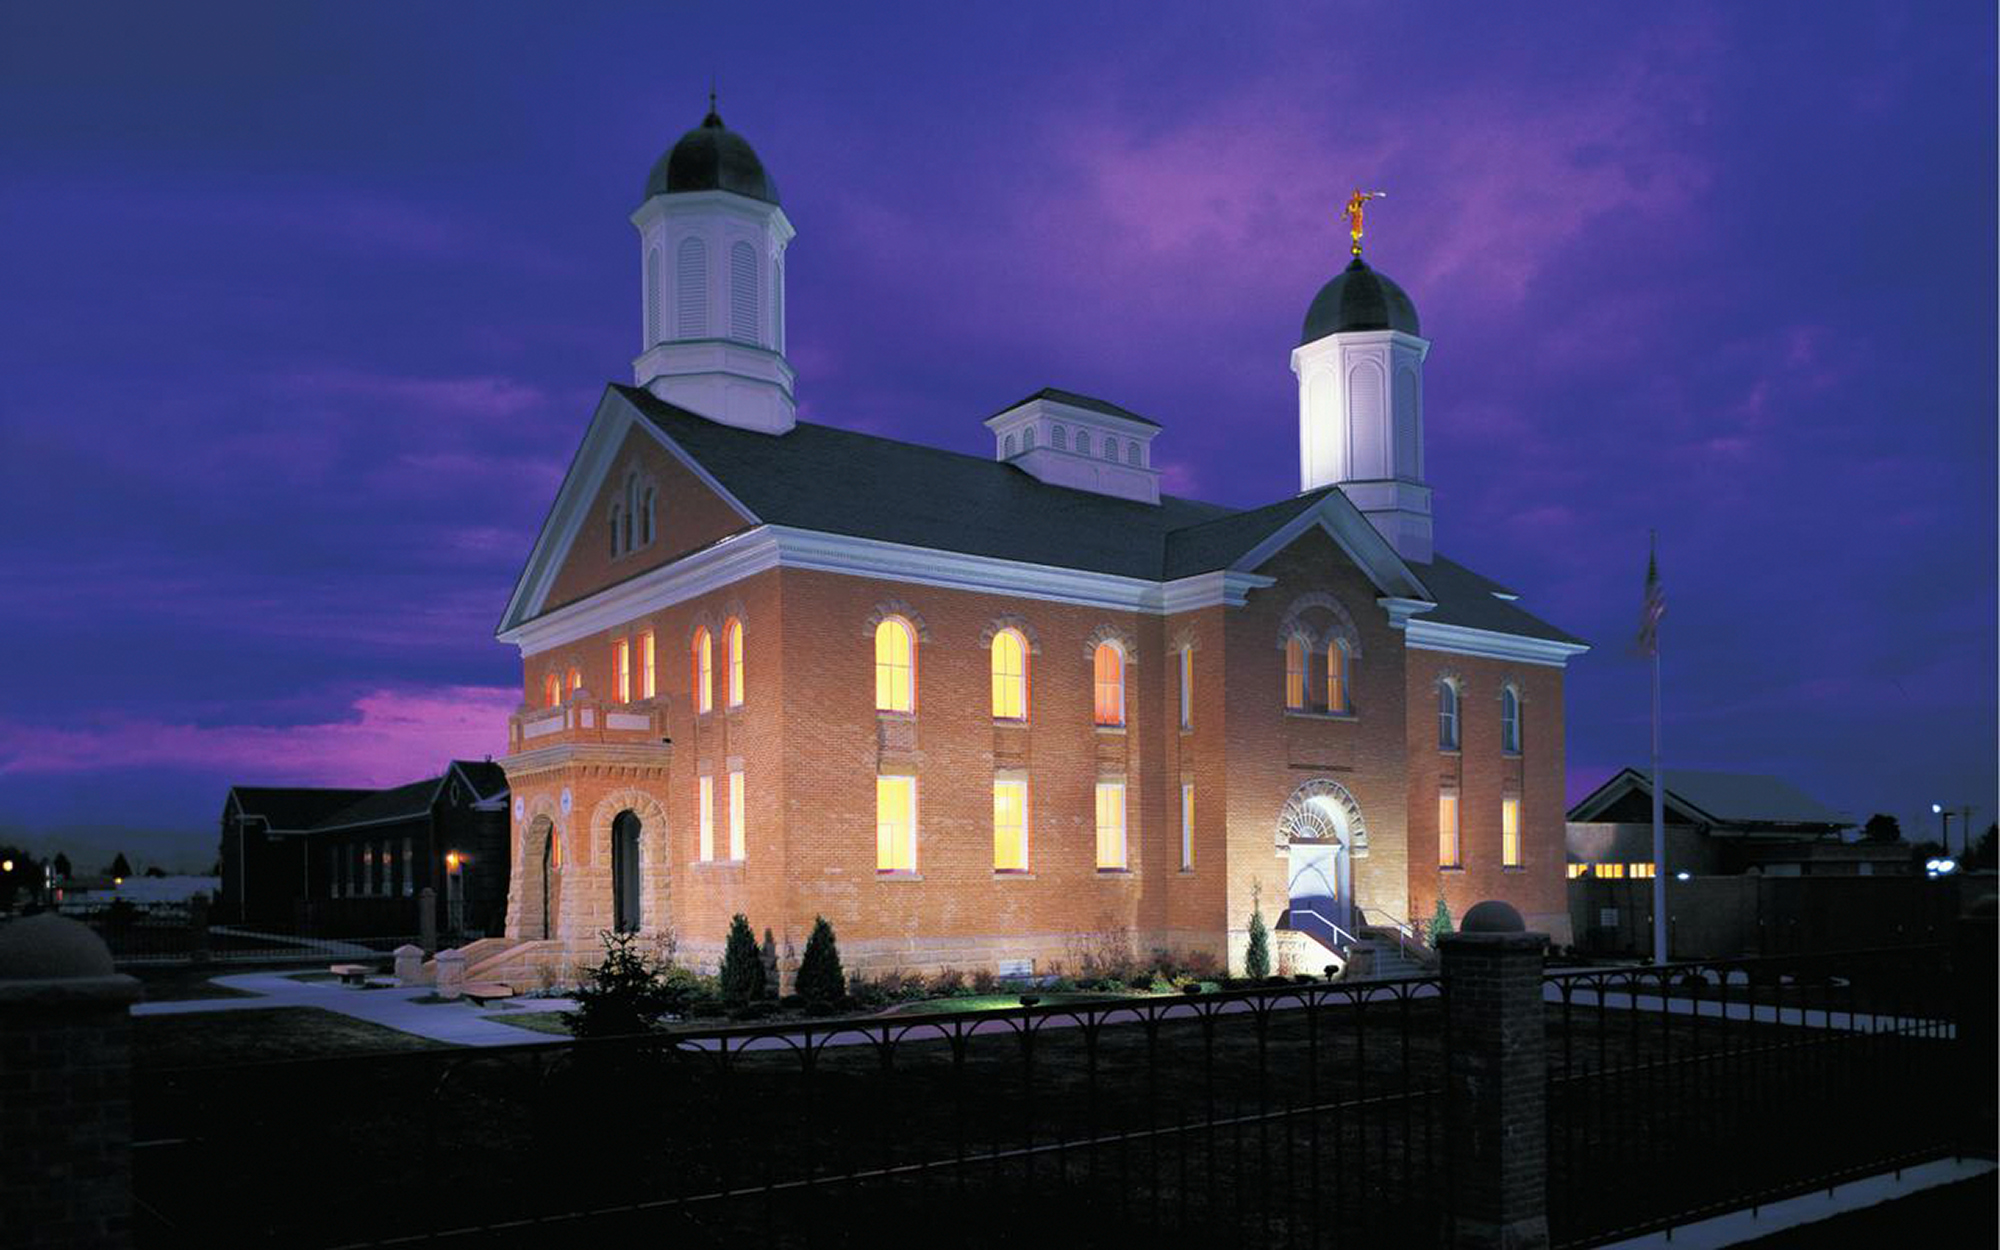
left=1544, top=944, right=1967, bottom=1246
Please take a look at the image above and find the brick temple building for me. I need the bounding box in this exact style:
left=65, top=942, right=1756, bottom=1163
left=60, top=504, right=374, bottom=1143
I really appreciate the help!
left=485, top=106, right=1587, bottom=983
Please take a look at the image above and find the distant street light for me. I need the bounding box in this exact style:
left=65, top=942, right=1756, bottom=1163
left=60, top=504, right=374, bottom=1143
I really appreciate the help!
left=1932, top=803, right=1956, bottom=859
left=1675, top=871, right=1692, bottom=881
left=1, top=859, right=12, bottom=873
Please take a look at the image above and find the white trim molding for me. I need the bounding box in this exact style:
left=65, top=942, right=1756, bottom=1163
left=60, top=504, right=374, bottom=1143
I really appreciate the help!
left=1406, top=619, right=1591, bottom=668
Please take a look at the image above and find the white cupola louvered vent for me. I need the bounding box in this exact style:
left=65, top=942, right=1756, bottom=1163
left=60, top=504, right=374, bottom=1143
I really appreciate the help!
left=729, top=241, right=758, bottom=343
left=983, top=388, right=1162, bottom=505
left=675, top=237, right=708, bottom=338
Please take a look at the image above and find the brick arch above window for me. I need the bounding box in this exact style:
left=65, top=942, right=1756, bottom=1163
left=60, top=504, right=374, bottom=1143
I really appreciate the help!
left=1168, top=626, right=1202, bottom=654
left=1276, top=591, right=1363, bottom=658
left=1082, top=624, right=1138, bottom=664
left=1494, top=676, right=1530, bottom=704
left=861, top=599, right=932, bottom=642
left=978, top=615, right=1041, bottom=653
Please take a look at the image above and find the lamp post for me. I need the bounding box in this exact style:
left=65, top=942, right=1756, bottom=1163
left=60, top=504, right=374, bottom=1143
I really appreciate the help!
left=1932, top=803, right=1955, bottom=860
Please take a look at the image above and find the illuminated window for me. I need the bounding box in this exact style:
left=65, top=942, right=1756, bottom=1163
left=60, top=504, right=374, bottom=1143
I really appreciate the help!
left=1502, top=797, right=1521, bottom=868
left=1501, top=686, right=1521, bottom=754
left=691, top=627, right=713, bottom=714
left=1095, top=782, right=1127, bottom=869
left=1284, top=637, right=1306, bottom=710
left=1327, top=639, right=1349, bottom=713
left=1567, top=863, right=1589, bottom=879
left=993, top=778, right=1028, bottom=871
left=1178, top=646, right=1193, bottom=730
left=1180, top=782, right=1194, bottom=870
left=725, top=618, right=744, bottom=707
left=1439, top=679, right=1460, bottom=751
left=698, top=776, right=714, bottom=861
left=875, top=618, right=915, bottom=712
left=614, top=638, right=632, bottom=703
left=991, top=628, right=1028, bottom=720
left=1628, top=862, right=1656, bottom=879
left=1439, top=791, right=1461, bottom=867
left=543, top=673, right=561, bottom=708
left=640, top=632, right=656, bottom=700
left=567, top=667, right=582, bottom=696
left=1594, top=863, right=1625, bottom=879
left=728, top=769, right=745, bottom=861
left=877, top=775, right=916, bottom=872
left=1093, top=642, right=1125, bottom=726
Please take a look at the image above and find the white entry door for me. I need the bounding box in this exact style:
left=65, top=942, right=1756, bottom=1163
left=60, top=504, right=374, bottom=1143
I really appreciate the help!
left=1287, top=839, right=1349, bottom=939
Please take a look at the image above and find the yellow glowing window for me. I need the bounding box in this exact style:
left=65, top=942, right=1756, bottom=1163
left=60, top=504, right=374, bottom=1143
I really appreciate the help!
left=1095, top=781, right=1127, bottom=870
left=1327, top=640, right=1348, bottom=713
left=990, top=629, right=1028, bottom=720
left=1178, top=646, right=1193, bottom=730
left=875, top=618, right=915, bottom=712
left=1284, top=637, right=1306, bottom=710
left=639, top=631, right=656, bottom=700
left=728, top=769, right=745, bottom=861
left=1439, top=792, right=1461, bottom=867
left=1502, top=797, right=1521, bottom=868
left=543, top=673, right=560, bottom=708
left=725, top=618, right=744, bottom=707
left=692, top=627, right=713, bottom=714
left=993, top=778, right=1028, bottom=871
left=1594, top=863, right=1625, bottom=879
left=1180, top=782, right=1194, bottom=870
left=1093, top=642, right=1124, bottom=726
left=698, top=776, right=714, bottom=861
left=1628, top=862, right=1656, bottom=879
left=1567, top=863, right=1589, bottom=879
left=877, top=775, right=916, bottom=872
left=567, top=667, right=582, bottom=695
left=614, top=639, right=632, bottom=704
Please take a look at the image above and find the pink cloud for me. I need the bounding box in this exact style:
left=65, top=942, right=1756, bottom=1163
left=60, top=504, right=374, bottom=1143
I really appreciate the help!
left=0, top=685, right=518, bottom=787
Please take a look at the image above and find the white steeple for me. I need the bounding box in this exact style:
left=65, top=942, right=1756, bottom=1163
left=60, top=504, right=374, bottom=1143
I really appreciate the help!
left=631, top=104, right=796, bottom=435
left=1290, top=256, right=1433, bottom=564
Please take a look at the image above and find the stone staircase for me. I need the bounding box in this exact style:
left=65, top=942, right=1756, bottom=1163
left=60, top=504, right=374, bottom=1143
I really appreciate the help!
left=414, top=938, right=576, bottom=990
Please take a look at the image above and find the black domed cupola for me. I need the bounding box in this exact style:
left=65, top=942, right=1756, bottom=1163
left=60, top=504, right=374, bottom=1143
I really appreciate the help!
left=643, top=107, right=781, bottom=206
left=1299, top=258, right=1420, bottom=345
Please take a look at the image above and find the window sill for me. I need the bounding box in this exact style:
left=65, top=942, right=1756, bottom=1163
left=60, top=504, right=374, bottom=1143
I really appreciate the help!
left=1285, top=709, right=1357, bottom=722
left=1438, top=865, right=1465, bottom=873
left=692, top=859, right=745, bottom=870
left=1502, top=750, right=1521, bottom=760
left=993, top=870, right=1035, bottom=879
left=1501, top=865, right=1526, bottom=873
left=1094, top=724, right=1127, bottom=736
left=1096, top=867, right=1134, bottom=876
left=993, top=717, right=1030, bottom=729
left=1178, top=868, right=1196, bottom=876
left=876, top=709, right=917, bottom=721
left=876, top=870, right=923, bottom=881
left=1438, top=749, right=1462, bottom=758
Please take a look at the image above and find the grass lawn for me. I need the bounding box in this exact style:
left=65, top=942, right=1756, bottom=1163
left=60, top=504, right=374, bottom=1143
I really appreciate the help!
left=885, top=991, right=1126, bottom=1015
left=488, top=1010, right=572, bottom=1036
left=134, top=1006, right=456, bottom=1068
left=129, top=963, right=278, bottom=1003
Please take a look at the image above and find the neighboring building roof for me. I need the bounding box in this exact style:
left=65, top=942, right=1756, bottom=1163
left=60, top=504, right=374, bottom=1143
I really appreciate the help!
left=989, top=387, right=1163, bottom=428
left=1300, top=258, right=1420, bottom=343
left=226, top=787, right=376, bottom=834
left=311, top=776, right=444, bottom=833
left=1568, top=768, right=1849, bottom=830
left=644, top=108, right=780, bottom=205
left=450, top=760, right=509, bottom=803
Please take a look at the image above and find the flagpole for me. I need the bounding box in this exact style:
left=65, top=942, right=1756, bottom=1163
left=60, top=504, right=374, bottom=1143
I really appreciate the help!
left=1649, top=530, right=1668, bottom=966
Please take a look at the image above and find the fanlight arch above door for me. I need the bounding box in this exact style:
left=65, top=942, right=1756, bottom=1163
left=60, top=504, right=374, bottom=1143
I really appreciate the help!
left=1275, top=778, right=1370, bottom=857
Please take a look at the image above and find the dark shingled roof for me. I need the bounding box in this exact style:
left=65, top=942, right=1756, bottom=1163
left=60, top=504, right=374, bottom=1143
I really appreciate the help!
left=644, top=110, right=780, bottom=206
left=989, top=387, right=1163, bottom=428
left=228, top=787, right=376, bottom=833
left=1301, top=258, right=1420, bottom=343
left=451, top=760, right=509, bottom=802
left=614, top=386, right=1579, bottom=644
left=312, top=776, right=444, bottom=832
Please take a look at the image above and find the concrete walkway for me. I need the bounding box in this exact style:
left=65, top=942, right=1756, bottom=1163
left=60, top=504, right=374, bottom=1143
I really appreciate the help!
left=132, top=970, right=580, bottom=1047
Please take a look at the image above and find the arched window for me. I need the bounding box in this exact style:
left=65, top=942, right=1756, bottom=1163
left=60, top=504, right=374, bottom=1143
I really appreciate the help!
left=1127, top=441, right=1141, bottom=466
left=692, top=627, right=714, bottom=714
left=1284, top=637, right=1306, bottom=710
left=990, top=628, right=1027, bottom=720
left=645, top=246, right=661, bottom=344
left=1023, top=427, right=1036, bottom=451
left=1004, top=433, right=1017, bottom=457
left=609, top=506, right=623, bottom=556
left=729, top=240, right=758, bottom=343
left=875, top=617, right=915, bottom=712
left=621, top=499, right=633, bottom=553
left=1093, top=642, right=1125, bottom=727
left=543, top=673, right=561, bottom=708
left=567, top=667, right=582, bottom=696
left=1052, top=424, right=1067, bottom=450
left=1104, top=438, right=1119, bottom=461
left=1501, top=686, right=1521, bottom=753
left=641, top=488, right=655, bottom=546
left=676, top=236, right=708, bottom=337
left=1439, top=679, right=1460, bottom=751
left=1074, top=430, right=1090, bottom=456
left=1327, top=640, right=1349, bottom=713
left=725, top=618, right=744, bottom=707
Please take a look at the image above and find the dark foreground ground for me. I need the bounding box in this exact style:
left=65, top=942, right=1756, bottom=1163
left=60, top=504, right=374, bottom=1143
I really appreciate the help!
left=1734, top=1171, right=1996, bottom=1248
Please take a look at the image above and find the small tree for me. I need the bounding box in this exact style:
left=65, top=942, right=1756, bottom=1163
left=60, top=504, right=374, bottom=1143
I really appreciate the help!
left=52, top=852, right=71, bottom=881
left=719, top=913, right=766, bottom=1004
left=563, top=930, right=678, bottom=1038
left=1970, top=823, right=1998, bottom=872
left=1862, top=813, right=1902, bottom=843
left=795, top=915, right=846, bottom=1005
left=1244, top=905, right=1271, bottom=979
left=108, top=852, right=132, bottom=879
left=1427, top=896, right=1454, bottom=944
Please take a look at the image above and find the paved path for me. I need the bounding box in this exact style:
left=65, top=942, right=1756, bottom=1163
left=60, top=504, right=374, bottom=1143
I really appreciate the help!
left=132, top=971, right=580, bottom=1047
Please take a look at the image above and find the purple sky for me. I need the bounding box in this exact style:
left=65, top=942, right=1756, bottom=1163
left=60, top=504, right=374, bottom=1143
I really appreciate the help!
left=2, top=3, right=1993, bottom=871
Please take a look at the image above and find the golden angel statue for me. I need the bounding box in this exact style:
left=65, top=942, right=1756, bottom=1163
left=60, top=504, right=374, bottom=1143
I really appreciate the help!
left=1344, top=189, right=1386, bottom=258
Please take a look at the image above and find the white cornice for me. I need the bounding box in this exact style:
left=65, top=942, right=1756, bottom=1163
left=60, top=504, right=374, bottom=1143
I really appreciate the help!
left=1405, top=619, right=1591, bottom=668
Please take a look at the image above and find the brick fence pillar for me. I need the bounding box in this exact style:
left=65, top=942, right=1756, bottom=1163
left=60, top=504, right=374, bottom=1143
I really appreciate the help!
left=1439, top=900, right=1550, bottom=1250
left=1956, top=896, right=1997, bottom=1153
left=0, top=914, right=142, bottom=1249
left=418, top=886, right=437, bottom=953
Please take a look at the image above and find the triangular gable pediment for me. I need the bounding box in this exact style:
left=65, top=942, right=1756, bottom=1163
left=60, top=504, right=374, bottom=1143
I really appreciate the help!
left=1567, top=768, right=1708, bottom=825
left=497, top=388, right=760, bottom=636
left=1231, top=490, right=1433, bottom=604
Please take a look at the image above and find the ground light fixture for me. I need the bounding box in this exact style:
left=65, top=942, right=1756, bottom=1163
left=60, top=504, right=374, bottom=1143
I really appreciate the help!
left=1924, top=858, right=1958, bottom=877
left=1675, top=871, right=1691, bottom=881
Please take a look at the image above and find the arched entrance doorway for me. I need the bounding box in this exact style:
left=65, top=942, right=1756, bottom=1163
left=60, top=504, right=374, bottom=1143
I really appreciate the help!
left=526, top=815, right=559, bottom=941
left=1276, top=780, right=1370, bottom=948
left=610, top=810, right=642, bottom=934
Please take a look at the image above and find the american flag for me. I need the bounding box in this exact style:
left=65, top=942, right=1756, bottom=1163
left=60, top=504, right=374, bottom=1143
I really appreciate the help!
left=1636, top=538, right=1665, bottom=657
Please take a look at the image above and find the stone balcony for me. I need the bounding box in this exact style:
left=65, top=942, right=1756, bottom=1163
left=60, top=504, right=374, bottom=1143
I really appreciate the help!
left=506, top=690, right=669, bottom=756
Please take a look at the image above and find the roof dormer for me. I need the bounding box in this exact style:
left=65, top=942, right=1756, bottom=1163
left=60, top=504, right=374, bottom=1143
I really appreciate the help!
left=984, top=388, right=1162, bottom=505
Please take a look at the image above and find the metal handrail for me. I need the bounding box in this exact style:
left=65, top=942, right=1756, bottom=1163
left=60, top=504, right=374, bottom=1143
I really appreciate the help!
left=1282, top=903, right=1359, bottom=952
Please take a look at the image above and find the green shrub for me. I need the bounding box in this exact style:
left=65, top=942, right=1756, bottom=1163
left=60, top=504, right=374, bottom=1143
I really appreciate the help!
left=1244, top=905, right=1271, bottom=979
left=719, top=913, right=766, bottom=1004
left=794, top=916, right=845, bottom=1005
left=1427, top=896, right=1454, bottom=944
left=563, top=931, right=679, bottom=1038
